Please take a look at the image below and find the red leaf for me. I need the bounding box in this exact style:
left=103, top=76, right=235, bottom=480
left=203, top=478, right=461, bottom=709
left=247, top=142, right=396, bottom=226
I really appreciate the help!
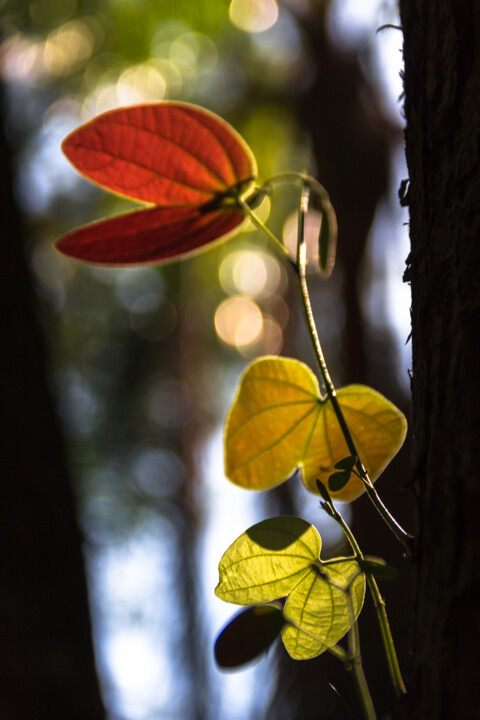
left=55, top=204, right=247, bottom=265
left=57, top=102, right=256, bottom=265
left=62, top=102, right=256, bottom=206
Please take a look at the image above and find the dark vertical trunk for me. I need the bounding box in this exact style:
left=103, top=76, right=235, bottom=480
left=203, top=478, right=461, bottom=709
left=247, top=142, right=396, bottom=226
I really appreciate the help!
left=0, top=83, right=105, bottom=720
left=297, top=4, right=394, bottom=386
left=399, top=2, right=480, bottom=717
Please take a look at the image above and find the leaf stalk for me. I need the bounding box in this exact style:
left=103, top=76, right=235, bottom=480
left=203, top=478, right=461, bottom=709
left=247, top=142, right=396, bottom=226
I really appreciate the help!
left=294, top=183, right=413, bottom=554
left=320, top=488, right=406, bottom=697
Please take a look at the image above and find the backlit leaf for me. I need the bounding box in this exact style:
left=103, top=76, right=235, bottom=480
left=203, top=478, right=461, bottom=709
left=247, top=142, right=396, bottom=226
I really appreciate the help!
left=62, top=102, right=256, bottom=205
left=224, top=357, right=407, bottom=501
left=56, top=102, right=256, bottom=265
left=215, top=516, right=321, bottom=605
left=282, top=558, right=365, bottom=660
left=56, top=204, right=246, bottom=266
left=214, top=604, right=285, bottom=669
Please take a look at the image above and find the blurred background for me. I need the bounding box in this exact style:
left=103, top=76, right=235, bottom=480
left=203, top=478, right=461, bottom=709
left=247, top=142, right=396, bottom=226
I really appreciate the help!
left=1, top=1, right=413, bottom=718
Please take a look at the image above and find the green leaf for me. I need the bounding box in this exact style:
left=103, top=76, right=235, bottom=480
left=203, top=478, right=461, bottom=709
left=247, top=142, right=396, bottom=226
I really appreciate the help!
left=224, top=357, right=407, bottom=502
left=334, top=456, right=357, bottom=471
left=328, top=470, right=351, bottom=492
left=214, top=604, right=285, bottom=669
left=215, top=516, right=321, bottom=605
left=282, top=559, right=365, bottom=660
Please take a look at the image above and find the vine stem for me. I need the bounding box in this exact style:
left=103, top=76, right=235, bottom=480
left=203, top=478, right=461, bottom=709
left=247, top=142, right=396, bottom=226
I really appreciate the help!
left=235, top=196, right=288, bottom=257
left=238, top=183, right=412, bottom=552
left=348, top=622, right=378, bottom=720
left=319, top=487, right=406, bottom=697
left=294, top=185, right=413, bottom=554
left=237, top=181, right=408, bottom=701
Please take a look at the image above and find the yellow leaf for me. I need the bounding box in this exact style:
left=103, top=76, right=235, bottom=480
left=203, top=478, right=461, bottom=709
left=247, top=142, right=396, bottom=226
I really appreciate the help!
left=224, top=357, right=407, bottom=501
left=282, top=558, right=365, bottom=660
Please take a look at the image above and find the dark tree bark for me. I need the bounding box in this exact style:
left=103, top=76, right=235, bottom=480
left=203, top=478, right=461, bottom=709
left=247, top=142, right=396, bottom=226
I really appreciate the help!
left=0, top=83, right=105, bottom=720
left=399, top=3, right=480, bottom=718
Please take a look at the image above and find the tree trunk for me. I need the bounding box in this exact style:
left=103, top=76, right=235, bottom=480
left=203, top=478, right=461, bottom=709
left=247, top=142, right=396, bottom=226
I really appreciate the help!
left=399, top=3, right=480, bottom=717
left=0, top=81, right=105, bottom=720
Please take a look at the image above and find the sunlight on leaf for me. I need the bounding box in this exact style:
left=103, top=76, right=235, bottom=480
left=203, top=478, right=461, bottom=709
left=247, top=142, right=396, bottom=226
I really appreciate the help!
left=282, top=558, right=365, bottom=660
left=216, top=517, right=365, bottom=662
left=56, top=102, right=256, bottom=265
left=214, top=603, right=285, bottom=669
left=55, top=204, right=246, bottom=266
left=224, top=357, right=407, bottom=501
left=215, top=516, right=321, bottom=605
left=61, top=103, right=255, bottom=205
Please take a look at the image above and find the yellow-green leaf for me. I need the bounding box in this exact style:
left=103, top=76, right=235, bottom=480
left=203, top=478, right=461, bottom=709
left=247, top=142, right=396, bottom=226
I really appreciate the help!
left=224, top=357, right=407, bottom=501
left=215, top=516, right=321, bottom=605
left=282, top=558, right=365, bottom=660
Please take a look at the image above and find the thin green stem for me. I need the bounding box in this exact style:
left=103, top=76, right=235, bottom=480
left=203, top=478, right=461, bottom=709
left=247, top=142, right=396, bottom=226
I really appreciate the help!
left=294, top=184, right=413, bottom=553
left=239, top=181, right=412, bottom=551
left=258, top=171, right=331, bottom=207
left=240, top=174, right=409, bottom=705
left=321, top=492, right=406, bottom=696
left=235, top=196, right=287, bottom=257
left=348, top=622, right=377, bottom=720
left=326, top=643, right=350, bottom=664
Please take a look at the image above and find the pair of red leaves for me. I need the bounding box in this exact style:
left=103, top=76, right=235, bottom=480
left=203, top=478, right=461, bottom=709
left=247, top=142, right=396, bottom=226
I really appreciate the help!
left=57, top=103, right=257, bottom=264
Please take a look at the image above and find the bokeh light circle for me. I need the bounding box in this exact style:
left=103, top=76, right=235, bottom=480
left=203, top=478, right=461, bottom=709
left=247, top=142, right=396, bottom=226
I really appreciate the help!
left=229, top=0, right=279, bottom=34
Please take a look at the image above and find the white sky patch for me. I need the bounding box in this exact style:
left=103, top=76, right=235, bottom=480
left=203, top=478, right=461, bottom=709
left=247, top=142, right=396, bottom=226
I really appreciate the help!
left=199, top=425, right=275, bottom=720
left=90, top=527, right=178, bottom=720
left=328, top=0, right=384, bottom=46
left=362, top=143, right=412, bottom=389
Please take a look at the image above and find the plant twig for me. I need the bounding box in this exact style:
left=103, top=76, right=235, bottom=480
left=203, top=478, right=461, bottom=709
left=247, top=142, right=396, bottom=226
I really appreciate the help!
left=295, top=183, right=413, bottom=554
left=235, top=195, right=287, bottom=257
left=319, top=485, right=406, bottom=696
left=348, top=621, right=377, bottom=720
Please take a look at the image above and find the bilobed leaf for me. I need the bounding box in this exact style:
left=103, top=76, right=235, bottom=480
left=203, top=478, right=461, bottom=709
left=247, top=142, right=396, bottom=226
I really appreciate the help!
left=56, top=102, right=256, bottom=265
left=215, top=516, right=321, bottom=605
left=215, top=518, right=366, bottom=663
left=214, top=604, right=285, bottom=669
left=224, top=357, right=407, bottom=502
left=282, top=558, right=365, bottom=660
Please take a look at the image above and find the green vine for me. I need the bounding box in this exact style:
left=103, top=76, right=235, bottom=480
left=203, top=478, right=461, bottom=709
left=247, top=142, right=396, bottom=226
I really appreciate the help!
left=215, top=173, right=411, bottom=717
left=54, top=101, right=412, bottom=719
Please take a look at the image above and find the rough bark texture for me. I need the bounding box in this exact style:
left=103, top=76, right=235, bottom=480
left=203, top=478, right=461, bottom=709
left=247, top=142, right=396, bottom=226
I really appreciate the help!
left=399, top=2, right=480, bottom=717
left=0, top=84, right=106, bottom=719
